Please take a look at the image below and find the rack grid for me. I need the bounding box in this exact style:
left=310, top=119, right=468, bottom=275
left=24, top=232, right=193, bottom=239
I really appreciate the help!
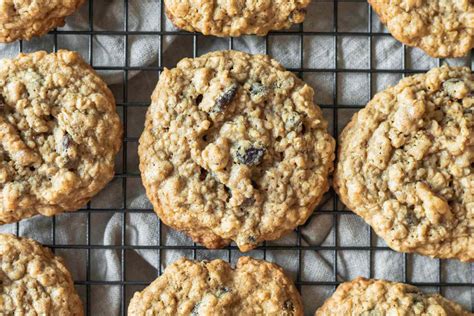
left=7, top=0, right=473, bottom=315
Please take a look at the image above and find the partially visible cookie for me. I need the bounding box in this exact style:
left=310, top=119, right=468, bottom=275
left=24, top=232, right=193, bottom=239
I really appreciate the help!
left=369, top=0, right=474, bottom=58
left=164, top=0, right=310, bottom=37
left=0, top=0, right=85, bottom=43
left=0, top=233, right=83, bottom=315
left=315, top=277, right=470, bottom=315
left=138, top=50, right=335, bottom=251
left=128, top=257, right=303, bottom=315
left=0, top=50, right=122, bottom=224
left=334, top=65, right=473, bottom=261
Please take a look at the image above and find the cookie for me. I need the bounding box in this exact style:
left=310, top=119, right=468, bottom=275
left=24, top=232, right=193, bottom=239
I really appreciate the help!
left=138, top=50, right=335, bottom=251
left=164, top=0, right=310, bottom=37
left=369, top=0, right=474, bottom=58
left=315, top=277, right=470, bottom=315
left=0, top=0, right=85, bottom=43
left=334, top=65, right=473, bottom=261
left=0, top=50, right=122, bottom=224
left=0, top=233, right=83, bottom=315
left=128, top=257, right=303, bottom=315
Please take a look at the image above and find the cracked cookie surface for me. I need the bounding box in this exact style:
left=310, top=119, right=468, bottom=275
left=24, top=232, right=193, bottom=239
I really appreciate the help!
left=0, top=50, right=122, bottom=224
left=0, top=0, right=85, bottom=43
left=315, top=277, right=470, bottom=315
left=128, top=257, right=303, bottom=316
left=139, top=50, right=335, bottom=251
left=334, top=66, right=473, bottom=262
left=164, top=0, right=310, bottom=37
left=0, top=233, right=83, bottom=315
left=369, top=0, right=474, bottom=58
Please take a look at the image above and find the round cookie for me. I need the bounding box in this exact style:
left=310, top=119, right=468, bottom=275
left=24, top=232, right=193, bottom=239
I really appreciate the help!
left=0, top=50, right=122, bottom=224
left=368, top=0, right=474, bottom=58
left=164, top=0, right=310, bottom=37
left=334, top=66, right=473, bottom=262
left=0, top=0, right=85, bottom=43
left=0, top=233, right=83, bottom=315
left=128, top=257, right=303, bottom=315
left=138, top=50, right=335, bottom=251
left=315, top=277, right=470, bottom=315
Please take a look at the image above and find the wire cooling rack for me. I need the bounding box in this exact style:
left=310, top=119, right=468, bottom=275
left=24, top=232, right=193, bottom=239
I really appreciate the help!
left=3, top=0, right=472, bottom=315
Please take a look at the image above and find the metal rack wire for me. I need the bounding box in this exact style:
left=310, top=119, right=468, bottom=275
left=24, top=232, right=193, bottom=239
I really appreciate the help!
left=7, top=0, right=473, bottom=315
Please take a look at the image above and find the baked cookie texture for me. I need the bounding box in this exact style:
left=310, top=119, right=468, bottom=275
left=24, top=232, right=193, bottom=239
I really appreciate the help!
left=128, top=257, right=303, bottom=316
left=0, top=0, right=85, bottom=43
left=315, top=277, right=471, bottom=315
left=369, top=0, right=474, bottom=58
left=164, top=0, right=310, bottom=37
left=334, top=66, right=473, bottom=262
left=139, top=50, right=335, bottom=251
left=0, top=233, right=83, bottom=315
left=0, top=50, right=122, bottom=224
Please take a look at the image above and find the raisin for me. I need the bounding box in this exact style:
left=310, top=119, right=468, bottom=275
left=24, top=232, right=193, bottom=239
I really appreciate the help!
left=250, top=180, right=259, bottom=190
left=196, top=94, right=203, bottom=105
left=199, top=167, right=208, bottom=181
left=64, top=159, right=79, bottom=170
left=213, top=84, right=238, bottom=112
left=406, top=212, right=419, bottom=225
left=224, top=185, right=232, bottom=202
left=241, top=197, right=255, bottom=207
left=60, top=133, right=79, bottom=169
left=235, top=145, right=265, bottom=166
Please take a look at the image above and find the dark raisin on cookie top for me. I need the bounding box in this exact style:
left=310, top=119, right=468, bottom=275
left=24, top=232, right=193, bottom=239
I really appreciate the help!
left=139, top=50, right=335, bottom=251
